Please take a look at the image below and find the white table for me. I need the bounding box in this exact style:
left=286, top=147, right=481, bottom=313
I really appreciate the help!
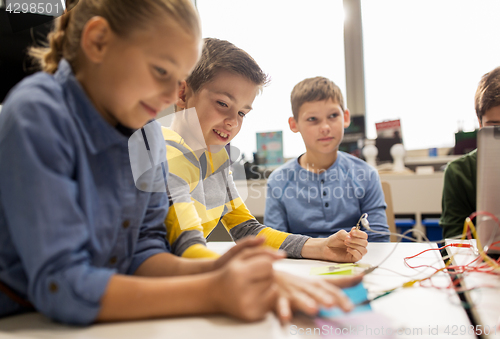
left=0, top=242, right=474, bottom=339
left=446, top=239, right=500, bottom=338
left=209, top=242, right=474, bottom=338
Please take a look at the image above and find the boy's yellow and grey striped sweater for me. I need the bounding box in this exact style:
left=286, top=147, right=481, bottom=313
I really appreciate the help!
left=162, top=127, right=309, bottom=259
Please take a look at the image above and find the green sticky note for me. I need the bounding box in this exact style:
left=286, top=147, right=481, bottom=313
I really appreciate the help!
left=310, top=263, right=371, bottom=276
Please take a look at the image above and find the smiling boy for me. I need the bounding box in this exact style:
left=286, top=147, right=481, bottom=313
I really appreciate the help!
left=264, top=77, right=389, bottom=242
left=162, top=39, right=369, bottom=262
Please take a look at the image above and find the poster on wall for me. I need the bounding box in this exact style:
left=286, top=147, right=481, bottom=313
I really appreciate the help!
left=375, top=119, right=403, bottom=142
left=256, top=131, right=283, bottom=167
left=375, top=119, right=403, bottom=163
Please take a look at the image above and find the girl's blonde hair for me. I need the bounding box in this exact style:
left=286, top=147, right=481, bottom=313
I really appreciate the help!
left=30, top=0, right=201, bottom=74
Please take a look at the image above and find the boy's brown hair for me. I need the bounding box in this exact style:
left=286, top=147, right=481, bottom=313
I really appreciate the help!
left=475, top=66, right=500, bottom=123
left=186, top=38, right=268, bottom=93
left=291, top=76, right=345, bottom=120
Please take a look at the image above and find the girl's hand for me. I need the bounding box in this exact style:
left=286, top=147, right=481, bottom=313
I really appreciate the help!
left=212, top=236, right=285, bottom=271
left=274, top=272, right=362, bottom=323
left=210, top=243, right=285, bottom=321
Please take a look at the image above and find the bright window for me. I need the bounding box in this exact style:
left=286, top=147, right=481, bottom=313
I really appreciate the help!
left=362, top=0, right=500, bottom=150
left=197, top=0, right=346, bottom=159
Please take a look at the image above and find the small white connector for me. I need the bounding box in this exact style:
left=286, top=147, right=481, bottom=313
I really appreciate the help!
left=356, top=213, right=370, bottom=230
left=361, top=217, right=370, bottom=230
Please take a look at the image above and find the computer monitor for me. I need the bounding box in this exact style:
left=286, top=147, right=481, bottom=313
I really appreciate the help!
left=476, top=126, right=500, bottom=254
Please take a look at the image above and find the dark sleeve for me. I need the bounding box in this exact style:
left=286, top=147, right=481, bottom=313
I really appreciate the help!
left=440, top=161, right=475, bottom=239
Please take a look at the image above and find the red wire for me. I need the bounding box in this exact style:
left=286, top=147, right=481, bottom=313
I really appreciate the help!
left=404, top=243, right=472, bottom=270
left=400, top=212, right=500, bottom=293
left=469, top=211, right=500, bottom=226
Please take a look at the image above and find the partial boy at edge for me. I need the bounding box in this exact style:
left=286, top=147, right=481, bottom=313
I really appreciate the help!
left=440, top=66, right=500, bottom=239
left=265, top=77, right=390, bottom=242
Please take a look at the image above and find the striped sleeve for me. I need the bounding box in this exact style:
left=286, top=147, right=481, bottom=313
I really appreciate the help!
left=221, top=174, right=310, bottom=258
left=163, top=130, right=208, bottom=257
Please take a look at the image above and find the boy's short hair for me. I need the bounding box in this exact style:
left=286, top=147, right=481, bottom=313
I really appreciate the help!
left=186, top=38, right=268, bottom=93
left=475, top=66, right=500, bottom=122
left=291, top=77, right=345, bottom=120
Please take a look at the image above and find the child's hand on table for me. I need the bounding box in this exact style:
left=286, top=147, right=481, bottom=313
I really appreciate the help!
left=212, top=237, right=284, bottom=270
left=342, top=227, right=369, bottom=261
left=274, top=271, right=361, bottom=323
left=301, top=228, right=368, bottom=263
left=210, top=238, right=285, bottom=321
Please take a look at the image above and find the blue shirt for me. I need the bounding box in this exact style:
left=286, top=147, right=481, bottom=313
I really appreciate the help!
left=0, top=60, right=170, bottom=324
left=264, top=152, right=389, bottom=242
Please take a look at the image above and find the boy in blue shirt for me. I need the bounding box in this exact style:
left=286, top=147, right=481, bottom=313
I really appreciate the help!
left=265, top=77, right=389, bottom=242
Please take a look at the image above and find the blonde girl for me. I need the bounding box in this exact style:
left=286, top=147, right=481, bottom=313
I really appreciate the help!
left=0, top=0, right=285, bottom=325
